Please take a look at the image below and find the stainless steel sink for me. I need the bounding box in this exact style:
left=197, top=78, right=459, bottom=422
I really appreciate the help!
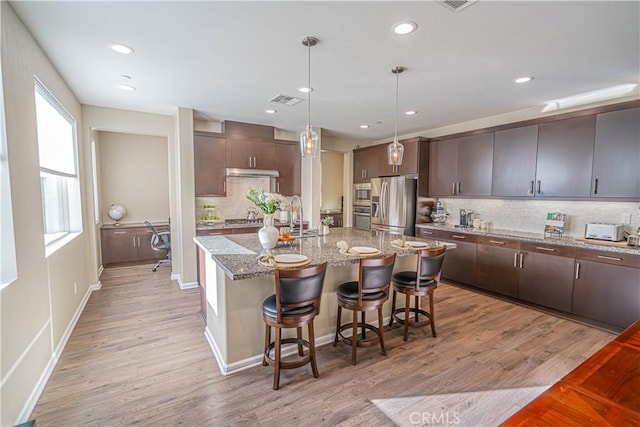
left=293, top=230, right=318, bottom=239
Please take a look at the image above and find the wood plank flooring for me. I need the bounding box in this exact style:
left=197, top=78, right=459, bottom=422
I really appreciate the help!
left=31, top=265, right=614, bottom=426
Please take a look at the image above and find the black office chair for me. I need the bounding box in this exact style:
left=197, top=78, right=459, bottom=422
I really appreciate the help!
left=144, top=221, right=171, bottom=272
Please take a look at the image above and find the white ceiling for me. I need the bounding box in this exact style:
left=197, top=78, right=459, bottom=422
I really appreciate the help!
left=9, top=1, right=640, bottom=142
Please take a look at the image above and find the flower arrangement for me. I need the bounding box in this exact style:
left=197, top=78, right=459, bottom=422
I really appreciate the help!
left=321, top=216, right=334, bottom=226
left=246, top=187, right=284, bottom=215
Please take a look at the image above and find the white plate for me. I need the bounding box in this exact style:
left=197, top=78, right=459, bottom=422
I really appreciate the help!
left=405, top=241, right=429, bottom=248
left=274, top=254, right=309, bottom=264
left=350, top=246, right=379, bottom=254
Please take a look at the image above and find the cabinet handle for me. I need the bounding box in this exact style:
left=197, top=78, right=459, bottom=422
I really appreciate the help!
left=132, top=237, right=137, bottom=246
left=594, top=178, right=599, bottom=195
left=452, top=182, right=456, bottom=195
left=277, top=182, right=280, bottom=193
left=223, top=180, right=226, bottom=192
left=489, top=240, right=506, bottom=245
left=596, top=255, right=623, bottom=262
left=536, top=180, right=541, bottom=194
left=422, top=231, right=433, bottom=235
left=457, top=182, right=461, bottom=194
left=113, top=231, right=127, bottom=234
left=452, top=235, right=466, bottom=239
left=529, top=180, right=534, bottom=195
left=535, top=246, right=556, bottom=252
left=575, top=262, right=580, bottom=279
left=254, top=156, right=257, bottom=168
left=519, top=253, right=524, bottom=269
left=138, top=236, right=141, bottom=246
left=514, top=252, right=519, bottom=268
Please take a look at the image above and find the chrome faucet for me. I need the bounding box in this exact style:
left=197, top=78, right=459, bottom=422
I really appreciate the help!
left=289, top=195, right=303, bottom=237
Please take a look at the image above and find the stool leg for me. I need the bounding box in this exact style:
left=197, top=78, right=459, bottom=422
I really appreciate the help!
left=389, top=289, right=397, bottom=327
left=378, top=306, right=386, bottom=356
left=351, top=310, right=358, bottom=365
left=262, top=324, right=271, bottom=366
left=361, top=311, right=366, bottom=340
left=333, top=305, right=342, bottom=346
left=273, top=327, right=282, bottom=390
left=414, top=295, right=420, bottom=323
left=308, top=321, right=319, bottom=378
left=429, top=290, right=437, bottom=337
left=403, top=293, right=411, bottom=341
left=296, top=327, right=304, bottom=356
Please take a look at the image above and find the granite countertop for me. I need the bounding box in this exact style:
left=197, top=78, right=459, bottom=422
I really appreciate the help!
left=197, top=220, right=308, bottom=231
left=415, top=223, right=640, bottom=255
left=194, top=228, right=452, bottom=281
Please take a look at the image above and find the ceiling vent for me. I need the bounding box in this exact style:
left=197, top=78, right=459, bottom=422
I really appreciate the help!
left=439, top=0, right=478, bottom=13
left=269, top=94, right=304, bottom=106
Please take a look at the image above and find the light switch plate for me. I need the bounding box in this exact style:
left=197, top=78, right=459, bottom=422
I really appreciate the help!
left=621, top=212, right=632, bottom=224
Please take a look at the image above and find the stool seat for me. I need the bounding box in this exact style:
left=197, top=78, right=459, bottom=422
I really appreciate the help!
left=262, top=295, right=314, bottom=317
left=391, top=271, right=437, bottom=288
left=337, top=281, right=386, bottom=301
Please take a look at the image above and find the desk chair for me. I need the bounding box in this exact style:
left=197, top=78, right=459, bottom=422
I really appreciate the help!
left=144, top=221, right=171, bottom=272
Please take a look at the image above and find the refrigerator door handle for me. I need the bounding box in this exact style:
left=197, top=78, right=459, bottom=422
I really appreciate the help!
left=381, top=181, right=388, bottom=221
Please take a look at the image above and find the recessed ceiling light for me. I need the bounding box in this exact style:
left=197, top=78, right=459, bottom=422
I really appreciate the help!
left=514, top=76, right=533, bottom=84
left=265, top=109, right=277, bottom=114
left=392, top=21, right=418, bottom=35
left=405, top=110, right=417, bottom=115
left=298, top=86, right=313, bottom=93
left=118, top=84, right=136, bottom=92
left=110, top=43, right=134, bottom=54
left=360, top=125, right=370, bottom=129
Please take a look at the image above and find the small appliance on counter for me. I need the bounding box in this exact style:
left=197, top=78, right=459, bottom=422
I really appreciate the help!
left=458, top=209, right=474, bottom=228
left=584, top=223, right=624, bottom=242
left=431, top=201, right=447, bottom=224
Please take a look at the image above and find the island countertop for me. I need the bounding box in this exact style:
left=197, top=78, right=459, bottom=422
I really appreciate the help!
left=194, top=227, right=451, bottom=281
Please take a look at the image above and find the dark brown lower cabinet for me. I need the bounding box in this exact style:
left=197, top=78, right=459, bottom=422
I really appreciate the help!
left=439, top=233, right=478, bottom=285
left=101, top=224, right=169, bottom=266
left=475, top=237, right=519, bottom=297
left=573, top=249, right=640, bottom=329
left=517, top=243, right=575, bottom=312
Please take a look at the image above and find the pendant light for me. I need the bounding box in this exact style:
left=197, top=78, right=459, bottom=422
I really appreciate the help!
left=387, top=66, right=406, bottom=166
left=300, top=36, right=319, bottom=158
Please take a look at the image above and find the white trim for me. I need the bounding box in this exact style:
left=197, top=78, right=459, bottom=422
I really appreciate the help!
left=16, top=281, right=101, bottom=425
left=203, top=317, right=391, bottom=376
left=171, top=272, right=198, bottom=289
left=97, top=265, right=104, bottom=277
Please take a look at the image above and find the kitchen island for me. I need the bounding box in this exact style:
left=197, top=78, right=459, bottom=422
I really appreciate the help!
left=194, top=227, right=452, bottom=374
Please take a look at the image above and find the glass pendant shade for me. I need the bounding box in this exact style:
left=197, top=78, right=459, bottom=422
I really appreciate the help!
left=387, top=139, right=405, bottom=166
left=300, top=124, right=319, bottom=157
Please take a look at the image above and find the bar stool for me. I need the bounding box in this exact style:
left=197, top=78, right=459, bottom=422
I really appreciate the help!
left=262, top=262, right=327, bottom=390
left=389, top=246, right=446, bottom=341
left=333, top=253, right=396, bottom=365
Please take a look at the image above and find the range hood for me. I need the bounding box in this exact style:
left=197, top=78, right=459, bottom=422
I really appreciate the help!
left=225, top=168, right=279, bottom=178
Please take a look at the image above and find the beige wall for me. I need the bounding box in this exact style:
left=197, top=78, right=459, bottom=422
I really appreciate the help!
left=321, top=151, right=344, bottom=211
left=99, top=131, right=170, bottom=224
left=1, top=3, right=92, bottom=424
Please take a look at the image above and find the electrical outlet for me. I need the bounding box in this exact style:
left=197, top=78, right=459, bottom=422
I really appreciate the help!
left=73, top=282, right=78, bottom=295
left=621, top=213, right=632, bottom=224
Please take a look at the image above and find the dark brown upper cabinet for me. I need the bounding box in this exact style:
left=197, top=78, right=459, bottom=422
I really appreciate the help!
left=226, top=139, right=276, bottom=170
left=429, top=133, right=494, bottom=196
left=492, top=125, right=539, bottom=197
left=274, top=142, right=301, bottom=196
left=353, top=145, right=378, bottom=183
left=194, top=133, right=226, bottom=196
left=376, top=137, right=422, bottom=177
left=592, top=107, right=640, bottom=199
left=535, top=115, right=595, bottom=198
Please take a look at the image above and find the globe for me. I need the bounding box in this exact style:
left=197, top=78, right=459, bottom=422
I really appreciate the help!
left=108, top=204, right=127, bottom=225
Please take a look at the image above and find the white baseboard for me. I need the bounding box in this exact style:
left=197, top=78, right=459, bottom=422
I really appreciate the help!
left=16, top=281, right=101, bottom=424
left=204, top=316, right=392, bottom=376
left=171, top=272, right=198, bottom=289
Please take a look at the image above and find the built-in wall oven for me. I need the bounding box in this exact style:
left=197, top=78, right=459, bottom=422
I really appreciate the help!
left=353, top=205, right=371, bottom=231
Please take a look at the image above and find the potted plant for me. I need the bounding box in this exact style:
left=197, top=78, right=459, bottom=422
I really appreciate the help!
left=321, top=215, right=334, bottom=235
left=246, top=188, right=284, bottom=253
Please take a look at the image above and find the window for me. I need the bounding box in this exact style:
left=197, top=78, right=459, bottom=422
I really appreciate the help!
left=1, top=66, right=17, bottom=286
left=34, top=79, right=82, bottom=248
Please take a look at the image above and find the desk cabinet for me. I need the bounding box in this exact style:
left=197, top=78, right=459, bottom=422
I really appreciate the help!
left=101, top=225, right=169, bottom=266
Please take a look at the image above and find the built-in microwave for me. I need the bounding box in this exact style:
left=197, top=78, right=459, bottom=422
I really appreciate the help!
left=353, top=183, right=371, bottom=206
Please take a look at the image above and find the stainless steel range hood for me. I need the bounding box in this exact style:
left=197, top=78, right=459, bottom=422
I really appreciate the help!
left=225, top=168, right=279, bottom=178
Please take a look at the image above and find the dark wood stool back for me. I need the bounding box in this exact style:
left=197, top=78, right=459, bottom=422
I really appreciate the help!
left=333, top=253, right=396, bottom=365
left=389, top=246, right=446, bottom=341
left=262, top=262, right=327, bottom=390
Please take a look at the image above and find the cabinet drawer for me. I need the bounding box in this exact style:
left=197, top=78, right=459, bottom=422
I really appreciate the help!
left=575, top=248, right=640, bottom=268
left=520, top=241, right=575, bottom=258
left=477, top=236, right=519, bottom=249
left=439, top=231, right=479, bottom=244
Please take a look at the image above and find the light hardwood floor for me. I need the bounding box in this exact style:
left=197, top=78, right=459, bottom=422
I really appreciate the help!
left=31, top=264, right=614, bottom=426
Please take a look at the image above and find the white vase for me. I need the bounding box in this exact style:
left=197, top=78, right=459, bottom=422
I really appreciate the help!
left=322, top=225, right=330, bottom=235
left=258, top=214, right=279, bottom=253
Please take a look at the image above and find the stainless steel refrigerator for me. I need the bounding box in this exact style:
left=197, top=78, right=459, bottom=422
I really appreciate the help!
left=370, top=176, right=417, bottom=236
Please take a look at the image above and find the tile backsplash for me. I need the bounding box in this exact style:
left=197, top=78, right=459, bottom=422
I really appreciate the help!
left=418, top=197, right=640, bottom=237
left=196, top=176, right=276, bottom=221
